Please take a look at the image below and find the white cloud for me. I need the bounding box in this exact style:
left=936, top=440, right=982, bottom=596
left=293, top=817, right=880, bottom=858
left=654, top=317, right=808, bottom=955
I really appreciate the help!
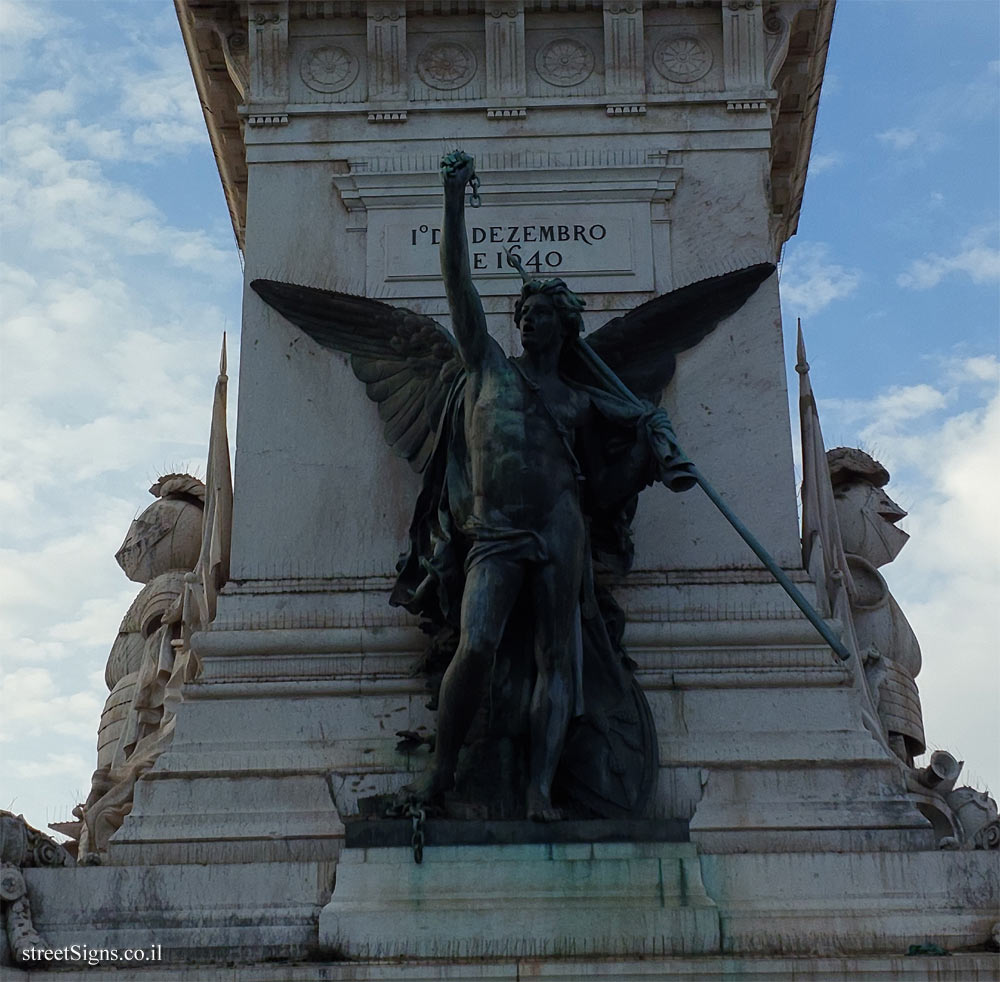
left=820, top=71, right=842, bottom=96
left=0, top=667, right=105, bottom=745
left=132, top=119, right=205, bottom=151
left=779, top=242, right=862, bottom=317
left=1, top=122, right=234, bottom=275
left=819, top=383, right=951, bottom=445
left=12, top=752, right=94, bottom=781
left=877, top=127, right=920, bottom=151
left=27, top=87, right=76, bottom=117
left=872, top=383, right=949, bottom=425
left=897, top=228, right=1000, bottom=289
left=0, top=0, right=52, bottom=41
left=946, top=353, right=1000, bottom=385
left=1, top=4, right=209, bottom=161
left=808, top=151, right=843, bottom=175
left=63, top=120, right=128, bottom=160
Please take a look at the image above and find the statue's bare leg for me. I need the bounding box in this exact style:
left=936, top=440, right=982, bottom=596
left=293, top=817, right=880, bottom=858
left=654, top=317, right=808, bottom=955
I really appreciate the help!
left=526, top=505, right=585, bottom=822
left=399, top=557, right=524, bottom=806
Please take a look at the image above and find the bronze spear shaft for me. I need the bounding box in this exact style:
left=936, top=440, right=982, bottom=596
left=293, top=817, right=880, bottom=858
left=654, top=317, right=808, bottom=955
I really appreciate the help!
left=571, top=324, right=852, bottom=663
left=460, top=157, right=851, bottom=663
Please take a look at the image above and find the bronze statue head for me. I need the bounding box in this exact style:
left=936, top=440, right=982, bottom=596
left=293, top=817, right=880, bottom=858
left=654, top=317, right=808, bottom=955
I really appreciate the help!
left=513, top=277, right=586, bottom=345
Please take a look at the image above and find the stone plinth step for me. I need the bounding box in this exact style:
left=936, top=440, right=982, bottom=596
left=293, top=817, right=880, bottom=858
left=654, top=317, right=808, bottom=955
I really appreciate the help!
left=319, top=841, right=719, bottom=960
left=344, top=817, right=689, bottom=849
left=7, top=955, right=999, bottom=981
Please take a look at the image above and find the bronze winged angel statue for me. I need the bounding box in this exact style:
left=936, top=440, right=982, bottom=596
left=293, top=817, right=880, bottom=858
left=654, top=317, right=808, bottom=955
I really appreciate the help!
left=253, top=150, right=773, bottom=822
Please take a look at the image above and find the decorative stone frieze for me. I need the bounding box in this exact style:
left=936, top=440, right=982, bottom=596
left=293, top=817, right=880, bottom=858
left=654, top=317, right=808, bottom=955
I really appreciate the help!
left=248, top=2, right=289, bottom=107
left=0, top=812, right=72, bottom=967
left=209, top=19, right=250, bottom=102
left=763, top=2, right=791, bottom=86
left=603, top=2, right=645, bottom=97
left=367, top=1, right=407, bottom=103
left=654, top=35, right=714, bottom=83
left=486, top=107, right=526, bottom=119
left=299, top=44, right=359, bottom=93
left=485, top=1, right=526, bottom=100
left=536, top=36, right=595, bottom=87
left=248, top=112, right=289, bottom=126
left=417, top=40, right=479, bottom=91
left=722, top=0, right=766, bottom=90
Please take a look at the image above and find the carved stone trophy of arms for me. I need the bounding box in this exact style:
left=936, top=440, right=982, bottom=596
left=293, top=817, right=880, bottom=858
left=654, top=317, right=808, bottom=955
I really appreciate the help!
left=251, top=150, right=782, bottom=822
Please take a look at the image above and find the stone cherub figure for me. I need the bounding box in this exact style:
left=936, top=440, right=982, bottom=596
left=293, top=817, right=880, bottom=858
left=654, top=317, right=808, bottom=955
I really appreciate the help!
left=253, top=150, right=772, bottom=821
left=827, top=448, right=925, bottom=766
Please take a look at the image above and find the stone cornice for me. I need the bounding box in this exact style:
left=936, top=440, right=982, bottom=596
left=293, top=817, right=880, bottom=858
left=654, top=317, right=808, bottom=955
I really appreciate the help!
left=175, top=0, right=835, bottom=252
left=174, top=0, right=250, bottom=251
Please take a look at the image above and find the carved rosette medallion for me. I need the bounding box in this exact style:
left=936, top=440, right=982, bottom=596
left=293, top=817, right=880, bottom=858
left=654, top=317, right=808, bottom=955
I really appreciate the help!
left=654, top=36, right=713, bottom=83
left=0, top=863, right=25, bottom=901
left=535, top=37, right=595, bottom=87
left=417, top=41, right=478, bottom=90
left=299, top=45, right=359, bottom=93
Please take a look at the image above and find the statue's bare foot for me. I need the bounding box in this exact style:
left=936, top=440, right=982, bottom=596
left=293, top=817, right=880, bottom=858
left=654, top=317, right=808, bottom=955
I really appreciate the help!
left=394, top=767, right=451, bottom=810
left=526, top=789, right=562, bottom=823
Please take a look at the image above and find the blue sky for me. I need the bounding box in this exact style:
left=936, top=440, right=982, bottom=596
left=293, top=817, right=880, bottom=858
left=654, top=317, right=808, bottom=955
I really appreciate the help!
left=1, top=1, right=997, bottom=834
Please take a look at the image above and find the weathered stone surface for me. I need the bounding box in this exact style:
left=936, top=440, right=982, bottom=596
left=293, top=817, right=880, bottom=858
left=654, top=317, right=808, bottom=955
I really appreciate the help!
left=7, top=954, right=1000, bottom=981
left=14, top=850, right=997, bottom=971
left=319, top=842, right=720, bottom=959
left=22, top=862, right=330, bottom=964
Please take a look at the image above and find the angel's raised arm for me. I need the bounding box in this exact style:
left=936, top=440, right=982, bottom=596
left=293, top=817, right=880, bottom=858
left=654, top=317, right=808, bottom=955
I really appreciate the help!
left=439, top=151, right=490, bottom=369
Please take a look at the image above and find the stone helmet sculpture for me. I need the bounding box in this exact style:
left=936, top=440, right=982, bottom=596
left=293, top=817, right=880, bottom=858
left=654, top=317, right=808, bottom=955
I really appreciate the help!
left=115, top=474, right=206, bottom=585
left=827, top=447, right=909, bottom=568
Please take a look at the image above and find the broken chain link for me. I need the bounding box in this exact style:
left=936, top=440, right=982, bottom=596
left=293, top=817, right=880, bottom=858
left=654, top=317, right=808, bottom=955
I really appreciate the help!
left=468, top=172, right=482, bottom=208
left=406, top=804, right=426, bottom=864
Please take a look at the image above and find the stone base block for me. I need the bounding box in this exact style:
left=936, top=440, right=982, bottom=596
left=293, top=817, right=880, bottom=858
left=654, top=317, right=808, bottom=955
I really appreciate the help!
left=10, top=955, right=998, bottom=981
left=319, top=841, right=719, bottom=959
left=703, top=850, right=1000, bottom=956
left=23, top=861, right=332, bottom=964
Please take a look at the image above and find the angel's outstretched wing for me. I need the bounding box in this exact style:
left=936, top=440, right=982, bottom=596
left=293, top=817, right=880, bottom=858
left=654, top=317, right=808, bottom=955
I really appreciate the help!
left=581, top=263, right=775, bottom=402
left=251, top=279, right=462, bottom=473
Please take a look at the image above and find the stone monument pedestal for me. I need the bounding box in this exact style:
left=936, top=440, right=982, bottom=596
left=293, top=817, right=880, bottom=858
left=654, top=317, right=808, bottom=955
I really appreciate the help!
left=320, top=841, right=720, bottom=960
left=9, top=4, right=997, bottom=980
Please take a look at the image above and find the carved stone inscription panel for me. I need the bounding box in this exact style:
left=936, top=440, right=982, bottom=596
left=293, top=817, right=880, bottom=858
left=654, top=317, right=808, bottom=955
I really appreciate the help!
left=374, top=205, right=654, bottom=297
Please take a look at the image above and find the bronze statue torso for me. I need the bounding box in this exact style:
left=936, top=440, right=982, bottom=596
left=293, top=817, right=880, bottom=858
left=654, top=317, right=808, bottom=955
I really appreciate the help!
left=465, top=344, right=589, bottom=535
